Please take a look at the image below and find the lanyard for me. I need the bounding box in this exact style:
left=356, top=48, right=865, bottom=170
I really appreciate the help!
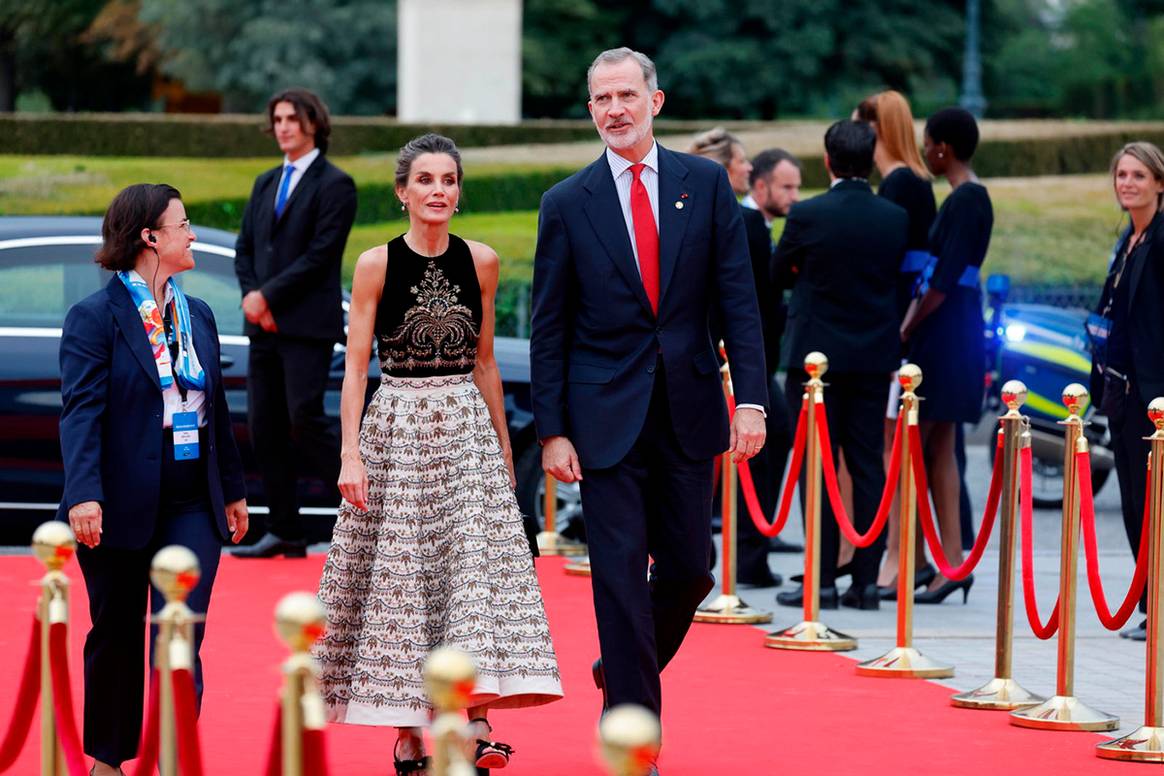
left=162, top=304, right=189, bottom=406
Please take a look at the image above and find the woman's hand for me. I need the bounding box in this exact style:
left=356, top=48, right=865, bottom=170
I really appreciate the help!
left=338, top=453, right=369, bottom=510
left=68, top=501, right=102, bottom=548
left=225, top=499, right=249, bottom=544
left=503, top=445, right=516, bottom=490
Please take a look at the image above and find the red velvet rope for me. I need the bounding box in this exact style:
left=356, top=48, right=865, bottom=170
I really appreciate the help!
left=1018, top=446, right=1060, bottom=639
left=171, top=668, right=204, bottom=776
left=303, top=728, right=329, bottom=775
left=131, top=671, right=161, bottom=776
left=47, top=622, right=87, bottom=775
left=0, top=617, right=41, bottom=772
left=816, top=403, right=901, bottom=547
left=728, top=393, right=808, bottom=538
left=1079, top=448, right=1150, bottom=630
left=264, top=703, right=282, bottom=776
left=912, top=425, right=1003, bottom=581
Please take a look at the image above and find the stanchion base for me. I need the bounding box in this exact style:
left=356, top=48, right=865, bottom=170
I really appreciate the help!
left=764, top=621, right=856, bottom=651
left=855, top=646, right=953, bottom=678
left=1097, top=726, right=1164, bottom=762
left=536, top=532, right=587, bottom=557
left=950, top=677, right=1042, bottom=710
left=694, top=594, right=773, bottom=624
left=563, top=557, right=591, bottom=576
left=1009, top=695, right=1119, bottom=731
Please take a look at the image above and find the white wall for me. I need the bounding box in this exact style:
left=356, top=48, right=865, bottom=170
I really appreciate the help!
left=398, top=0, right=523, bottom=124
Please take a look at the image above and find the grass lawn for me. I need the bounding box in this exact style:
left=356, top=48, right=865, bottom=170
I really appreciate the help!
left=339, top=174, right=1123, bottom=288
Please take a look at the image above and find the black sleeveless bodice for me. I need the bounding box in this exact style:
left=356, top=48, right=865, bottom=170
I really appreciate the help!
left=374, top=234, right=483, bottom=377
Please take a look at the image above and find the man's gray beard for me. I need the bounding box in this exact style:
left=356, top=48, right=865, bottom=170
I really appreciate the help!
left=599, top=116, right=653, bottom=151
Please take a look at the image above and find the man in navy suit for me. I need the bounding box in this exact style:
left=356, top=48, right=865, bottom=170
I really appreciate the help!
left=529, top=48, right=769, bottom=731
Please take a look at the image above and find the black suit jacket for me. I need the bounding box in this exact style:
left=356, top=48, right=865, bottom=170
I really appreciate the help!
left=1091, top=212, right=1164, bottom=408
left=773, top=179, right=907, bottom=374
left=741, top=206, right=785, bottom=373
left=57, top=280, right=246, bottom=549
left=234, top=154, right=357, bottom=341
left=530, top=145, right=768, bottom=469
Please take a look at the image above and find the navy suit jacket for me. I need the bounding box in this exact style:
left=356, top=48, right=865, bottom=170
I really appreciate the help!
left=57, top=278, right=247, bottom=550
left=530, top=145, right=768, bottom=470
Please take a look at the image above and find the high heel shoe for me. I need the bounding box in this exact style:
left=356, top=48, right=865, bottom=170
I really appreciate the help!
left=878, top=563, right=937, bottom=600
left=914, top=574, right=974, bottom=605
left=393, top=738, right=429, bottom=775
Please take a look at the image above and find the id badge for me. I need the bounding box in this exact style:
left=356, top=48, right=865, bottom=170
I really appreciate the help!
left=1086, top=312, right=1112, bottom=345
left=172, top=411, right=200, bottom=461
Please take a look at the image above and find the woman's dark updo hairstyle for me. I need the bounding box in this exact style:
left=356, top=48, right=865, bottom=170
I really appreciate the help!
left=95, top=183, right=182, bottom=272
left=394, top=133, right=464, bottom=189
left=925, top=107, right=980, bottom=162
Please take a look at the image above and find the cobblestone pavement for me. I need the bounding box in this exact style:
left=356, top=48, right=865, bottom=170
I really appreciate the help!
left=712, top=441, right=1150, bottom=737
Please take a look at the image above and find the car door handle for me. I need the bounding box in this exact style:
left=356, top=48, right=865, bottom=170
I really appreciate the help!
left=220, top=354, right=235, bottom=368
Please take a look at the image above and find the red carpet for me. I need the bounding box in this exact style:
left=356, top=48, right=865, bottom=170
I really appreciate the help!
left=0, top=554, right=1133, bottom=774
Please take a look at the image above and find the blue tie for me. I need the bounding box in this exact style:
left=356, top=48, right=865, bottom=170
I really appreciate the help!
left=274, top=164, right=294, bottom=218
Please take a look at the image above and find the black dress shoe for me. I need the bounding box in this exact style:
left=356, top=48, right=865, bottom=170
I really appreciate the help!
left=767, top=536, right=804, bottom=554
left=592, top=658, right=608, bottom=712
left=233, top=532, right=307, bottom=559
left=915, top=575, right=974, bottom=604
left=878, top=563, right=938, bottom=600
left=737, top=570, right=783, bottom=588
left=840, top=583, right=880, bottom=610
left=776, top=584, right=838, bottom=609
left=791, top=561, right=851, bottom=586
left=1120, top=618, right=1147, bottom=641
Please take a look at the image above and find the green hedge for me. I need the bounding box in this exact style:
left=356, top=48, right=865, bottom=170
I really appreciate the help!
left=974, top=131, right=1164, bottom=177
left=0, top=112, right=755, bottom=157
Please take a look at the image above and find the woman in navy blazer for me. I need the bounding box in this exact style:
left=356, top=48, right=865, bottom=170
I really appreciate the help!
left=58, top=184, right=248, bottom=776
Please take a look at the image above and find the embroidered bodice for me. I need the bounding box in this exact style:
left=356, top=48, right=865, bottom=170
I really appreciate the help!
left=375, top=234, right=482, bottom=377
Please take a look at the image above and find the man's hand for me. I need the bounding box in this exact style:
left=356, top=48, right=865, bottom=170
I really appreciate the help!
left=728, top=407, right=766, bottom=463
left=225, top=499, right=249, bottom=544
left=258, top=309, right=278, bottom=333
left=542, top=436, right=583, bottom=484
left=242, top=290, right=269, bottom=324
left=68, top=501, right=102, bottom=548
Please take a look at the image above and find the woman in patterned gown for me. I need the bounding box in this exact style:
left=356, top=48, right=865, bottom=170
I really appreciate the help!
left=315, top=133, right=563, bottom=774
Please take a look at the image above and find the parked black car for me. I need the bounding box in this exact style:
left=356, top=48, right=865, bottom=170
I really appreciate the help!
left=0, top=216, right=579, bottom=544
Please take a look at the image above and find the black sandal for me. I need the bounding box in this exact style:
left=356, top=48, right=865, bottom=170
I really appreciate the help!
left=393, top=738, right=430, bottom=775
left=469, top=717, right=514, bottom=771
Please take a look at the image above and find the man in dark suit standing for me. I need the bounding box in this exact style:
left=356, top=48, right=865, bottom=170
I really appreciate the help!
left=530, top=47, right=768, bottom=739
left=772, top=120, right=907, bottom=611
left=233, top=88, right=357, bottom=558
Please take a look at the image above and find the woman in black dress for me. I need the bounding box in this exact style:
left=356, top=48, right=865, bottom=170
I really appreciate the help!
left=1089, top=141, right=1164, bottom=640
left=901, top=108, right=991, bottom=603
left=855, top=90, right=939, bottom=597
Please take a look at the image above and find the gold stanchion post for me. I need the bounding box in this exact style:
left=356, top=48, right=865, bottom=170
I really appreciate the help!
left=951, top=380, right=1042, bottom=709
left=1097, top=397, right=1164, bottom=761
left=423, top=647, right=477, bottom=776
left=856, top=365, right=953, bottom=678
left=766, top=352, right=856, bottom=650
left=274, top=592, right=328, bottom=776
left=696, top=360, right=772, bottom=624
left=150, top=545, right=201, bottom=776
left=598, top=704, right=662, bottom=776
left=1012, top=383, right=1118, bottom=730
left=537, top=474, right=586, bottom=557
left=32, top=522, right=75, bottom=776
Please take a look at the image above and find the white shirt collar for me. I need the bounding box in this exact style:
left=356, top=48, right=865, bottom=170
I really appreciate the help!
left=606, top=141, right=658, bottom=180
left=284, top=147, right=320, bottom=174
left=830, top=176, right=868, bottom=188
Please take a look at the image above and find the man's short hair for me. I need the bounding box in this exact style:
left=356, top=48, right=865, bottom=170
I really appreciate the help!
left=749, top=148, right=801, bottom=187
left=587, top=47, right=658, bottom=95
left=925, top=107, right=980, bottom=162
left=266, top=88, right=332, bottom=154
left=824, top=120, right=876, bottom=179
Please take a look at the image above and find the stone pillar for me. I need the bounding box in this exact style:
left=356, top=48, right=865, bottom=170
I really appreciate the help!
left=397, top=0, right=523, bottom=124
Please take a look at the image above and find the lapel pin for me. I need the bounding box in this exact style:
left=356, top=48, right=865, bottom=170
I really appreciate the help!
left=675, top=201, right=684, bottom=210
left=680, top=192, right=689, bottom=199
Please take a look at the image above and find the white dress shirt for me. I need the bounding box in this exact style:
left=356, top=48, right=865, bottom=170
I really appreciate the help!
left=274, top=147, right=321, bottom=208
left=160, top=283, right=207, bottom=429
left=604, top=143, right=766, bottom=417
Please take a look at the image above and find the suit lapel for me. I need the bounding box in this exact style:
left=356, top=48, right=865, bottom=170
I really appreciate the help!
left=1128, top=214, right=1160, bottom=306
left=187, top=301, right=217, bottom=397
left=106, top=278, right=162, bottom=392
left=580, top=156, right=655, bottom=317
left=656, top=147, right=690, bottom=308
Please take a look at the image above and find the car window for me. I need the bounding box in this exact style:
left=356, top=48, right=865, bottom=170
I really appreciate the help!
left=0, top=244, right=107, bottom=328
left=176, top=253, right=244, bottom=336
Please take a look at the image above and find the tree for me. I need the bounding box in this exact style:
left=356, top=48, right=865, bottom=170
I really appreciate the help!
left=139, top=0, right=396, bottom=114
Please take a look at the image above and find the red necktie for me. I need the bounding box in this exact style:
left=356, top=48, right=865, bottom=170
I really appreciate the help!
left=629, top=163, right=660, bottom=314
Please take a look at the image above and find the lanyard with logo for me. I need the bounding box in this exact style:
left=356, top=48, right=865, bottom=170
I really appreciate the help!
left=164, top=305, right=200, bottom=461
